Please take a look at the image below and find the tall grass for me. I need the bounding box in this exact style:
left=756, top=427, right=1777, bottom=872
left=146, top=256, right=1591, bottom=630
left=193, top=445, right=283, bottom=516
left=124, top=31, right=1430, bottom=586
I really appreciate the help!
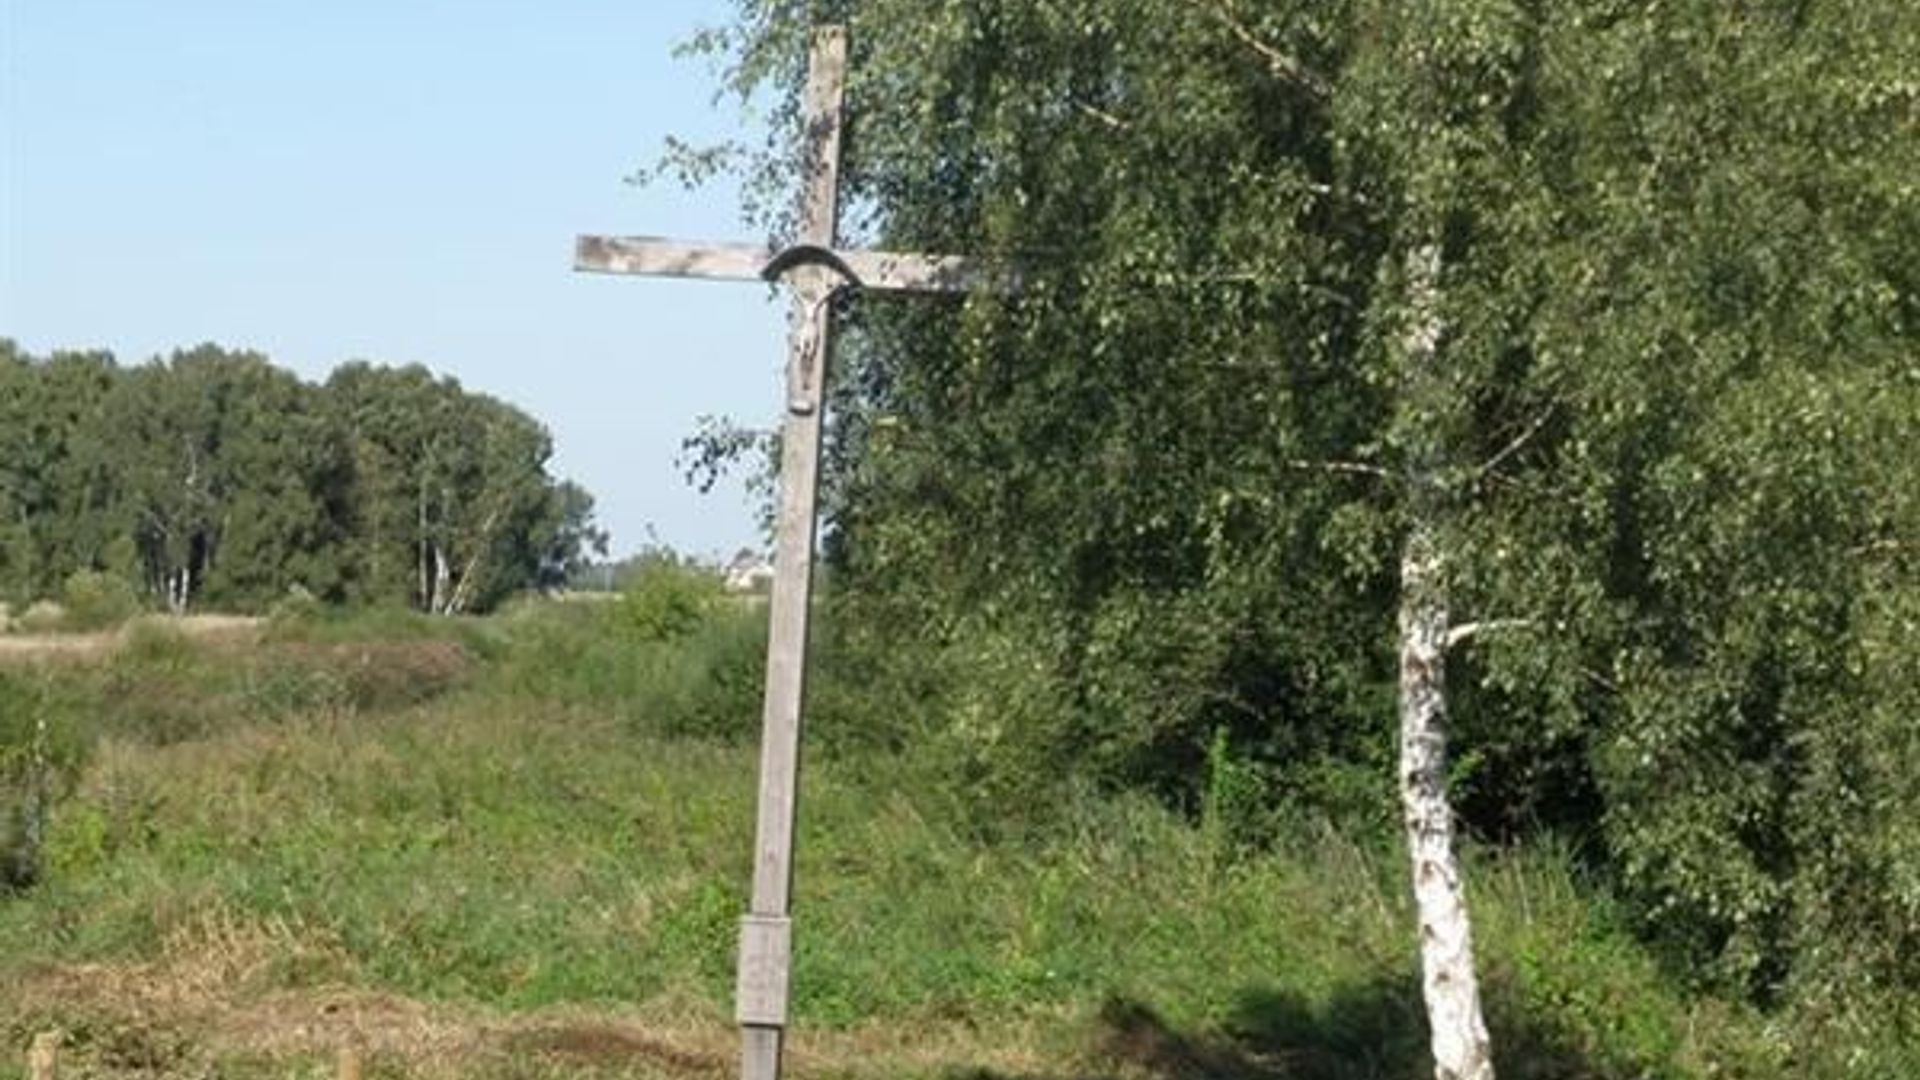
left=1, top=579, right=1913, bottom=1078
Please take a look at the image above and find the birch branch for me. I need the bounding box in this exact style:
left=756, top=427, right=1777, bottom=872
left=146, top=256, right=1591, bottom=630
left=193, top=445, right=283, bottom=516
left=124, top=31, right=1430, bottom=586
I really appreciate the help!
left=1475, top=406, right=1556, bottom=478
left=1074, top=101, right=1130, bottom=130
left=1286, top=459, right=1391, bottom=479
left=1848, top=537, right=1913, bottom=557
left=1582, top=666, right=1621, bottom=694
left=1190, top=0, right=1331, bottom=98
left=1445, top=618, right=1535, bottom=648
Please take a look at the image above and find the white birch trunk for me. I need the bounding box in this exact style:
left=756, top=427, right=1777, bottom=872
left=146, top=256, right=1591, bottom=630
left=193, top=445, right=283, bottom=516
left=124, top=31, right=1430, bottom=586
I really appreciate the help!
left=417, top=483, right=431, bottom=611
left=431, top=543, right=452, bottom=616
left=443, top=505, right=505, bottom=617
left=167, top=566, right=189, bottom=615
left=1397, top=241, right=1495, bottom=1080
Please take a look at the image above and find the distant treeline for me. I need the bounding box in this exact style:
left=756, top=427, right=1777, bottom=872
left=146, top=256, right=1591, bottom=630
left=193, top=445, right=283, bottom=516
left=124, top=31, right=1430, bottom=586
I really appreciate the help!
left=0, top=340, right=605, bottom=615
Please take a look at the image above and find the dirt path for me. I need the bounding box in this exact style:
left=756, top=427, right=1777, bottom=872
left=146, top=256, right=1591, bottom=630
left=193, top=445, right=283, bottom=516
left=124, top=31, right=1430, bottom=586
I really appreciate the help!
left=11, top=952, right=1073, bottom=1079
left=0, top=615, right=262, bottom=663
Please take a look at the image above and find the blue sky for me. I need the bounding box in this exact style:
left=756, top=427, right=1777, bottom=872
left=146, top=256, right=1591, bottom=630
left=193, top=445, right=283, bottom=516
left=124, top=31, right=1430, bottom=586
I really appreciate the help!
left=1, top=1, right=786, bottom=558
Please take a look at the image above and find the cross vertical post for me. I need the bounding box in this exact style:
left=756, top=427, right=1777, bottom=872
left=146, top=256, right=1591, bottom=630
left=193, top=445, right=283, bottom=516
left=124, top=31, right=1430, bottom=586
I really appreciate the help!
left=575, top=24, right=1011, bottom=1080
left=736, top=24, right=845, bottom=1080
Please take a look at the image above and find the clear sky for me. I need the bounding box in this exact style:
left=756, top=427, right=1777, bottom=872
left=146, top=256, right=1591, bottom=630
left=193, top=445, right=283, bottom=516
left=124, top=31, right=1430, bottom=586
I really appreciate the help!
left=1, top=0, right=786, bottom=559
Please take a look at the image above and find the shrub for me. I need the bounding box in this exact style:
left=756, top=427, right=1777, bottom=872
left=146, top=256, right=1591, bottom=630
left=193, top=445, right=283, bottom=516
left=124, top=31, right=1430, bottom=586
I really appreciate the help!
left=0, top=671, right=89, bottom=890
left=612, top=563, right=723, bottom=644
left=60, top=571, right=142, bottom=631
left=654, top=604, right=766, bottom=742
left=17, top=601, right=65, bottom=634
left=264, top=583, right=323, bottom=626
left=262, top=603, right=473, bottom=646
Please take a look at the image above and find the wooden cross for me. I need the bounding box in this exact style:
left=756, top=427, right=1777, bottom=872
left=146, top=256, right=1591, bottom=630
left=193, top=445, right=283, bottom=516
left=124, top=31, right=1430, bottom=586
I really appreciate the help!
left=575, top=26, right=1004, bottom=1080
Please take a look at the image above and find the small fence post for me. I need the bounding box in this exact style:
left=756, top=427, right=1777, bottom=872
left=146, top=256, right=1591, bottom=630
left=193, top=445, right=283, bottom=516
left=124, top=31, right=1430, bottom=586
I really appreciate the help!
left=28, top=1031, right=59, bottom=1080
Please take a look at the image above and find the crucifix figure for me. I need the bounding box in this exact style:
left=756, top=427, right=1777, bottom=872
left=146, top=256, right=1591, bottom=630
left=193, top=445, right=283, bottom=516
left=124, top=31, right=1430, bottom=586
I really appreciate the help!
left=575, top=26, right=1004, bottom=1080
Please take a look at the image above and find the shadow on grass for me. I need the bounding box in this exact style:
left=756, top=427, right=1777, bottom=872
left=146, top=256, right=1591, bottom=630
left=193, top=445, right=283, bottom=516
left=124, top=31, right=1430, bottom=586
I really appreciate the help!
left=950, top=975, right=1637, bottom=1080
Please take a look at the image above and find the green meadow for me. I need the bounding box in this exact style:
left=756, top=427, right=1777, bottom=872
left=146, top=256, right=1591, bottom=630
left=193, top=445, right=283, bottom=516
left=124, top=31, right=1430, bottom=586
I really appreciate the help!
left=4, top=587, right=1908, bottom=1079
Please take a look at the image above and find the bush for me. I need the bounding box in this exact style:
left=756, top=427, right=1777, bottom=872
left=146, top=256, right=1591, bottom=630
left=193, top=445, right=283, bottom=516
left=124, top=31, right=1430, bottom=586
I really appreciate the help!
left=17, top=601, right=65, bottom=635
left=0, top=672, right=89, bottom=890
left=654, top=606, right=766, bottom=741
left=480, top=581, right=767, bottom=744
left=264, top=583, right=323, bottom=625
left=612, top=563, right=723, bottom=643
left=60, top=571, right=142, bottom=631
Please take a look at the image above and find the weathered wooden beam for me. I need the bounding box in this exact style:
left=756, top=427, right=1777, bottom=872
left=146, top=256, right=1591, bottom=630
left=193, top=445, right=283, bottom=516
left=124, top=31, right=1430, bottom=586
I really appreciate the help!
left=740, top=24, right=847, bottom=1080
left=574, top=24, right=1015, bottom=1080
left=574, top=236, right=767, bottom=282
left=852, top=250, right=1017, bottom=295
left=575, top=235, right=1015, bottom=295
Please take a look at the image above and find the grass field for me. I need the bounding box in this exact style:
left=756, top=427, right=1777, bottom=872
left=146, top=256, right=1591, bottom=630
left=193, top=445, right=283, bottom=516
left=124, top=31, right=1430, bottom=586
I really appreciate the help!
left=0, top=600, right=1902, bottom=1078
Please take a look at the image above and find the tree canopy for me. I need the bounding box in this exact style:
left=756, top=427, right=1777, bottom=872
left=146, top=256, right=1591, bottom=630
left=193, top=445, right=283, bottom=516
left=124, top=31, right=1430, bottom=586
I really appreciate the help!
left=0, top=342, right=605, bottom=615
left=686, top=0, right=1919, bottom=1026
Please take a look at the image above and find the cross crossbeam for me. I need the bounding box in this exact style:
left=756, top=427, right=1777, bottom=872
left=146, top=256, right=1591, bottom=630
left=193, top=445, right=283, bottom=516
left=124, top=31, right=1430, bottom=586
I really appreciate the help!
left=573, top=25, right=1001, bottom=1080
left=576, top=235, right=1010, bottom=295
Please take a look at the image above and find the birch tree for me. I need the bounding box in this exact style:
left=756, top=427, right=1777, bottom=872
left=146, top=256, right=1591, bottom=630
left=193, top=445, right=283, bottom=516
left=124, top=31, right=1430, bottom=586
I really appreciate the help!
left=694, top=3, right=1526, bottom=1069
left=325, top=361, right=600, bottom=614
left=96, top=347, right=341, bottom=613
left=1371, top=2, right=1547, bottom=1070
left=101, top=354, right=229, bottom=613
left=1391, top=233, right=1493, bottom=1079
left=687, top=0, right=1913, bottom=1053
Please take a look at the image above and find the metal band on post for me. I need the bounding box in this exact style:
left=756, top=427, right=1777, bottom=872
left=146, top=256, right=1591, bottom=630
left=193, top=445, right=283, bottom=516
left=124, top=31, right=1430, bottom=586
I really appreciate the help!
left=760, top=242, right=863, bottom=288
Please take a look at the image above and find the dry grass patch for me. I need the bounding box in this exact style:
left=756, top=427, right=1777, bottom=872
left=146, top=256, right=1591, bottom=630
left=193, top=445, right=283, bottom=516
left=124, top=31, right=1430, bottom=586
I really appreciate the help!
left=9, top=927, right=1094, bottom=1080
left=10, top=924, right=729, bottom=1078
left=0, top=615, right=263, bottom=665
left=6, top=900, right=1096, bottom=1079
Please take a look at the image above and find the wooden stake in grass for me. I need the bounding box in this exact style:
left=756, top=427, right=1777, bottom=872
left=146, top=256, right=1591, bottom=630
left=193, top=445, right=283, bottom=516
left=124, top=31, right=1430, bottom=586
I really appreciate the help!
left=28, top=1031, right=59, bottom=1080
left=336, top=1045, right=363, bottom=1080
left=575, top=24, right=1008, bottom=1080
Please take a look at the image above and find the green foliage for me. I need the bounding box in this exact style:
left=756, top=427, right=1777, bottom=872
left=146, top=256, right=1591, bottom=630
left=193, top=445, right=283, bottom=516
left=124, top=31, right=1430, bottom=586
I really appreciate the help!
left=490, top=575, right=766, bottom=744
left=323, top=360, right=607, bottom=613
left=0, top=670, right=90, bottom=890
left=0, top=344, right=122, bottom=605
left=3, top=607, right=1910, bottom=1076
left=0, top=344, right=605, bottom=617
left=14, top=602, right=67, bottom=635
left=683, top=0, right=1920, bottom=1015
left=59, top=570, right=142, bottom=631
left=612, top=562, right=723, bottom=643
left=1200, top=728, right=1271, bottom=866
